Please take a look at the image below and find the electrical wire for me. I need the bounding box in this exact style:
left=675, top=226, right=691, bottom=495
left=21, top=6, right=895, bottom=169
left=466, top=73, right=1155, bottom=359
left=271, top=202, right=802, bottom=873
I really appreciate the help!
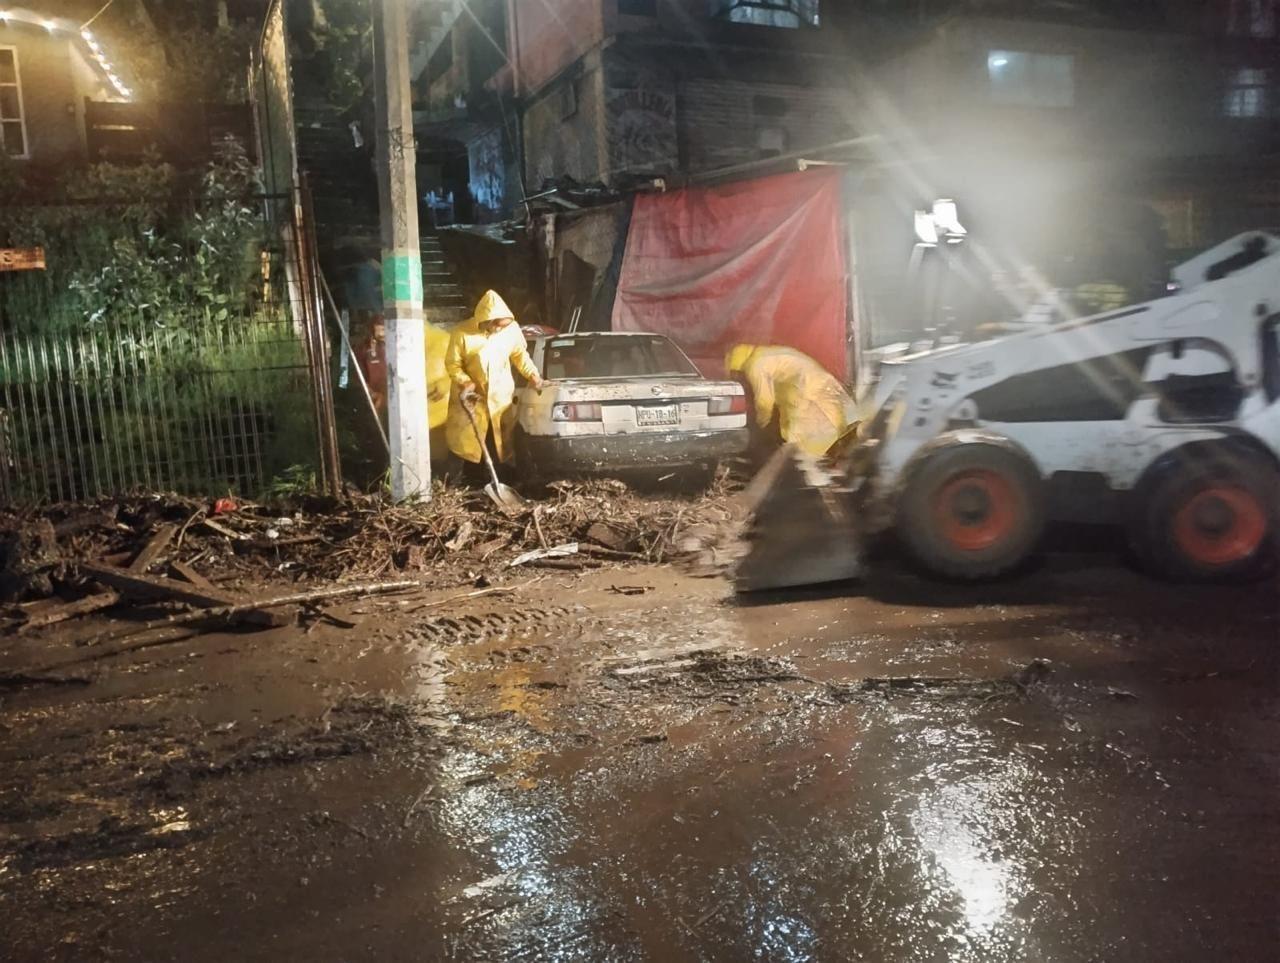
left=81, top=0, right=118, bottom=30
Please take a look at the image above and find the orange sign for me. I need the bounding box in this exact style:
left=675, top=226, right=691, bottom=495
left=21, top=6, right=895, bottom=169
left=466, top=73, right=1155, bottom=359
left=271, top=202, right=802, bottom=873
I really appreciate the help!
left=0, top=247, right=46, bottom=272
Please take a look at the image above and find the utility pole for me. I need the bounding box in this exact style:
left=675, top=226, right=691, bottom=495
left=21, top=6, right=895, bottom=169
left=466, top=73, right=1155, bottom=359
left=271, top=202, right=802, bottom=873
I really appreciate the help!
left=373, top=0, right=431, bottom=501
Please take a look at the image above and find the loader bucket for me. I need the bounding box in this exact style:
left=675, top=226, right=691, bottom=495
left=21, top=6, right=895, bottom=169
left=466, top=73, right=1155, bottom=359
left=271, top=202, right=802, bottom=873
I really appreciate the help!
left=734, top=446, right=864, bottom=592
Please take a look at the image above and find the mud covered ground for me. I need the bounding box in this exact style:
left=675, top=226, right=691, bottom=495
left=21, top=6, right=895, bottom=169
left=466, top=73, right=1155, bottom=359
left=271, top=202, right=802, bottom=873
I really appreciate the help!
left=1, top=551, right=1277, bottom=962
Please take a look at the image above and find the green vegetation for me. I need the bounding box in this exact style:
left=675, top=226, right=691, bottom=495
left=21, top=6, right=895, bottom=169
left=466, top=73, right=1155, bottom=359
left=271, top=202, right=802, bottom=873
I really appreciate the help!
left=0, top=142, right=321, bottom=504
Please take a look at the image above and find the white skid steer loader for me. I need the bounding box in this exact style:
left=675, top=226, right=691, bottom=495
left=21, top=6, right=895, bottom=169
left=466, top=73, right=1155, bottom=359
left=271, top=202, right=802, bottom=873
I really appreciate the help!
left=735, top=232, right=1280, bottom=590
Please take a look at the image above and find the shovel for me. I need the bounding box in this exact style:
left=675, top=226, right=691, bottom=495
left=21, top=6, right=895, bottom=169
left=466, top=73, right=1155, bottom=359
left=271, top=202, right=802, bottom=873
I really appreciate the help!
left=462, top=400, right=527, bottom=516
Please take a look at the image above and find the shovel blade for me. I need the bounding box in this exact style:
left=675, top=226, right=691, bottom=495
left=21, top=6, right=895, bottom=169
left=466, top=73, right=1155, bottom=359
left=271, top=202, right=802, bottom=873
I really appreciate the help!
left=485, top=482, right=527, bottom=516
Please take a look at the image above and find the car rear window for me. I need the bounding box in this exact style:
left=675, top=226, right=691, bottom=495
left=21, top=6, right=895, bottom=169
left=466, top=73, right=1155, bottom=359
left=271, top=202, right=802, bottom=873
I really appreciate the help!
left=543, top=336, right=700, bottom=380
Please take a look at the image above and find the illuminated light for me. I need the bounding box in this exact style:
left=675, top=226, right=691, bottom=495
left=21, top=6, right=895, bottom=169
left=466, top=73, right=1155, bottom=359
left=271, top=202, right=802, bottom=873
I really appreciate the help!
left=989, top=55, right=1008, bottom=69
left=0, top=12, right=10, bottom=22
left=914, top=210, right=939, bottom=247
left=42, top=19, right=55, bottom=31
left=932, top=198, right=967, bottom=238
left=915, top=198, right=967, bottom=248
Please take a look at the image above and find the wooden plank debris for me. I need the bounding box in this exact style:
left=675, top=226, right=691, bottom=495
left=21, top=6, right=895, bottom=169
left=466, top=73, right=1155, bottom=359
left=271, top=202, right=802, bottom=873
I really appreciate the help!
left=0, top=579, right=423, bottom=683
left=170, top=560, right=215, bottom=590
left=127, top=524, right=177, bottom=574
left=17, top=591, right=122, bottom=632
left=79, top=562, right=291, bottom=627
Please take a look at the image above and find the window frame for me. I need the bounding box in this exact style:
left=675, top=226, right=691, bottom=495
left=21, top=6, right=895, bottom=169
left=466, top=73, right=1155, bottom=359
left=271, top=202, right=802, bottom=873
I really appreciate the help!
left=0, top=45, right=29, bottom=160
left=1223, top=67, right=1277, bottom=119
left=711, top=0, right=820, bottom=30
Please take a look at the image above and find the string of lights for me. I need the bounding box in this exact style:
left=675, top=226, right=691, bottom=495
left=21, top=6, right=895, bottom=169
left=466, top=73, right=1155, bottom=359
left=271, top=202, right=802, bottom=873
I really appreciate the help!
left=0, top=5, right=131, bottom=99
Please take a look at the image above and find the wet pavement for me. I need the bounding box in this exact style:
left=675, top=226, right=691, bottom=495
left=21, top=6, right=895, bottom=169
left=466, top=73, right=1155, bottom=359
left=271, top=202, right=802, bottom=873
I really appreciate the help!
left=1, top=557, right=1277, bottom=961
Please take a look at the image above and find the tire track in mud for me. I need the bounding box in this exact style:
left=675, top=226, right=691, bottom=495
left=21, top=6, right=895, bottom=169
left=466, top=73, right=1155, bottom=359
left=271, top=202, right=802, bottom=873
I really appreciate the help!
left=395, top=605, right=579, bottom=648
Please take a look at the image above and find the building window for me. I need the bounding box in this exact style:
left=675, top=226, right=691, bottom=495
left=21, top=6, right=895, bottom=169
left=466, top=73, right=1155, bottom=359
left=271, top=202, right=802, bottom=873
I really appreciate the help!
left=619, top=0, right=657, bottom=15
left=986, top=50, right=1074, bottom=108
left=1224, top=67, right=1277, bottom=118
left=0, top=47, right=27, bottom=157
left=712, top=1, right=819, bottom=29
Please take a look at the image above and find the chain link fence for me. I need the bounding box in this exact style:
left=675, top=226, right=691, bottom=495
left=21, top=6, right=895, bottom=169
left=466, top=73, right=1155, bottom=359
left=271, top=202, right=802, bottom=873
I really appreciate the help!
left=0, top=194, right=330, bottom=506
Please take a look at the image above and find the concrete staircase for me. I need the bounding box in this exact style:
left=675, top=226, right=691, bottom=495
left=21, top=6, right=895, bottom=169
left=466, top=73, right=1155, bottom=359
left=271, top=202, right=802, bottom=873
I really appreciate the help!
left=294, top=103, right=471, bottom=323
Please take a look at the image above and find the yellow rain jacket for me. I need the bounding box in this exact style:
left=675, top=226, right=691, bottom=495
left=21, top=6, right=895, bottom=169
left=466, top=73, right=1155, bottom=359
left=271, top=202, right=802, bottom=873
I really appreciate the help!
left=445, top=291, right=540, bottom=464
left=425, top=322, right=452, bottom=430
left=725, top=344, right=856, bottom=458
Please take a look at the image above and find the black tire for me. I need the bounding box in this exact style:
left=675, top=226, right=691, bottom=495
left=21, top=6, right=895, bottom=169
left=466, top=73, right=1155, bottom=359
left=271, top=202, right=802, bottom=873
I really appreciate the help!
left=1128, top=445, right=1278, bottom=582
left=897, top=442, right=1046, bottom=580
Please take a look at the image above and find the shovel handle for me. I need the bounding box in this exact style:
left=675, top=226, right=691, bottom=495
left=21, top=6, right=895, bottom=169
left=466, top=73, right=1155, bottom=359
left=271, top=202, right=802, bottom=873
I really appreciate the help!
left=461, top=402, right=505, bottom=491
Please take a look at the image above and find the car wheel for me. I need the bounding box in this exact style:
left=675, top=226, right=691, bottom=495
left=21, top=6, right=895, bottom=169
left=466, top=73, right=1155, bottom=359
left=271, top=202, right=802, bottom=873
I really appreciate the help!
left=897, top=442, right=1046, bottom=580
left=1129, top=445, right=1277, bottom=582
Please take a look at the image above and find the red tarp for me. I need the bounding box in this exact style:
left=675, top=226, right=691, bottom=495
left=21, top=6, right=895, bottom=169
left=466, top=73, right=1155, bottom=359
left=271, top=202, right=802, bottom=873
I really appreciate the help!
left=611, top=169, right=848, bottom=378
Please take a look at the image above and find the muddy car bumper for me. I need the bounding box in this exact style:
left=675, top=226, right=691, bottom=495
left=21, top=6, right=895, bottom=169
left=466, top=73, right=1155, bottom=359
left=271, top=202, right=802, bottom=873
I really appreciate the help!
left=517, top=428, right=748, bottom=474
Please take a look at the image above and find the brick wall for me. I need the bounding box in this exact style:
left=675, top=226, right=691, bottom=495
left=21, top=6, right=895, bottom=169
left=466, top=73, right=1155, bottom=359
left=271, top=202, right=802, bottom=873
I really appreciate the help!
left=675, top=78, right=856, bottom=174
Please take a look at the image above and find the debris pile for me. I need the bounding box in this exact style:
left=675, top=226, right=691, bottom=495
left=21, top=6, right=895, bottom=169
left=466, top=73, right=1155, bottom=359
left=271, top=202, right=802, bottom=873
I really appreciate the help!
left=0, top=477, right=741, bottom=635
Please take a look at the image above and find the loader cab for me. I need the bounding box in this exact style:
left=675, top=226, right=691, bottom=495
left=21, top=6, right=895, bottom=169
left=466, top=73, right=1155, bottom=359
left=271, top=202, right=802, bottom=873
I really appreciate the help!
left=1144, top=339, right=1246, bottom=424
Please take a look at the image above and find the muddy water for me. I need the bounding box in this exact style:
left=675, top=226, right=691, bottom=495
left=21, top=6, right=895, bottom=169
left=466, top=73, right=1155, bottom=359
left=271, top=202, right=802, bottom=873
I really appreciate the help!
left=1, top=561, right=1277, bottom=961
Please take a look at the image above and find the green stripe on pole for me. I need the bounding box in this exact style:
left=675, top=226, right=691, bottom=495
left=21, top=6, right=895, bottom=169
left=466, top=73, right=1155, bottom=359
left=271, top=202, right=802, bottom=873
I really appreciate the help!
left=382, top=253, right=423, bottom=303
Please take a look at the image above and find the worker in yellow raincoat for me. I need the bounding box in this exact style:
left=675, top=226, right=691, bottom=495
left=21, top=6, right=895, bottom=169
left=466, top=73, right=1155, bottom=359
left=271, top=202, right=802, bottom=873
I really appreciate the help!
left=425, top=322, right=453, bottom=431
left=445, top=290, right=544, bottom=466
left=725, top=344, right=856, bottom=459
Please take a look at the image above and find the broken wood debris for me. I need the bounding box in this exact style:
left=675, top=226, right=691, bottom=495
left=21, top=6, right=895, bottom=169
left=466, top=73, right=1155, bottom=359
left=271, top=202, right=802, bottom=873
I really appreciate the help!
left=509, top=542, right=579, bottom=568
left=170, top=560, right=215, bottom=590
left=15, top=591, right=122, bottom=633
left=80, top=562, right=292, bottom=627
left=127, top=523, right=176, bottom=574
left=0, top=477, right=737, bottom=636
left=0, top=580, right=421, bottom=684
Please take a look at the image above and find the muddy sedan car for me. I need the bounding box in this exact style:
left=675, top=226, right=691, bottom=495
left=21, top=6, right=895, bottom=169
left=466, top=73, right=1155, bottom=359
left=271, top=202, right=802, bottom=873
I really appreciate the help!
left=513, top=332, right=748, bottom=478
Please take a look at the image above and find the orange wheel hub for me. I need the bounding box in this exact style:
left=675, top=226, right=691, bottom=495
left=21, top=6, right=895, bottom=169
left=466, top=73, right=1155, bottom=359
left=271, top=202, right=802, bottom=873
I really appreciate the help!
left=1172, top=484, right=1267, bottom=567
left=932, top=469, right=1020, bottom=552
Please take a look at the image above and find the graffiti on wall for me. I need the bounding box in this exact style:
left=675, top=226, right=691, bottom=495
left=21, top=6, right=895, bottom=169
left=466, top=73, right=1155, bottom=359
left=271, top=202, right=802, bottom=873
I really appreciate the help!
left=606, top=63, right=677, bottom=175
left=468, top=127, right=506, bottom=221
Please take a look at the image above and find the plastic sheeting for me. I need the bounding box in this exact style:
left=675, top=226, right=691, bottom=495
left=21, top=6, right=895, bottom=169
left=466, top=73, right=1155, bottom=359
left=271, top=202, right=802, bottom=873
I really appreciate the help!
left=611, top=169, right=847, bottom=378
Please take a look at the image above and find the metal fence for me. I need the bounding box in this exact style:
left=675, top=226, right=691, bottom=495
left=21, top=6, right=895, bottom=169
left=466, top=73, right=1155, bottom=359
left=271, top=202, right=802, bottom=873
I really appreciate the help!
left=250, top=0, right=298, bottom=227
left=0, top=193, right=337, bottom=506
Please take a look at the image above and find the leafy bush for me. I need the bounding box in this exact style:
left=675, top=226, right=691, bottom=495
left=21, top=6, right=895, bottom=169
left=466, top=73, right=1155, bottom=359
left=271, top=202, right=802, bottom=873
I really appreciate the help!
left=0, top=143, right=322, bottom=503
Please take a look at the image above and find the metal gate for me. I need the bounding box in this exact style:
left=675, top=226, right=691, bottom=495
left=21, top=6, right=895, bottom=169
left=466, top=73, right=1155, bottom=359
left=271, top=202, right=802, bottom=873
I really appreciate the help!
left=0, top=191, right=339, bottom=506
left=0, top=0, right=343, bottom=507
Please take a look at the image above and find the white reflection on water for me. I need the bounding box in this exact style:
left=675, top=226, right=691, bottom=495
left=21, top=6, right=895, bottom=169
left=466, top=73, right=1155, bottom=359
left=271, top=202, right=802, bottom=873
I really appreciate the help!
left=912, top=779, right=1012, bottom=935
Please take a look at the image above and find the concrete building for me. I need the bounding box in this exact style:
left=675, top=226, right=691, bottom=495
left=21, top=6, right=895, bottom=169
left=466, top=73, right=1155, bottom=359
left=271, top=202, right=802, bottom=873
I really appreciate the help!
left=414, top=1, right=1280, bottom=340
left=0, top=7, right=133, bottom=166
left=416, top=0, right=865, bottom=220
left=846, top=1, right=1280, bottom=339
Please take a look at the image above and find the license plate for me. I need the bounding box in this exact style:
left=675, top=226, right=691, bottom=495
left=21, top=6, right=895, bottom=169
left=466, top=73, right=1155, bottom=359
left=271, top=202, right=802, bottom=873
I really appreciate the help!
left=636, top=403, right=679, bottom=427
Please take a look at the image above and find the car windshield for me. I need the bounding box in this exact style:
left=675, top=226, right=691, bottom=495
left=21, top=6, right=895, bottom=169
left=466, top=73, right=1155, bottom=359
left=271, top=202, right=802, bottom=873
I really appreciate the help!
left=542, top=336, right=700, bottom=380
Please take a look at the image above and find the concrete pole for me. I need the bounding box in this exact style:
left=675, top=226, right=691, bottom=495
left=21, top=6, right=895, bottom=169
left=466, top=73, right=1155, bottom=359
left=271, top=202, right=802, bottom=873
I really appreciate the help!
left=373, top=0, right=431, bottom=501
